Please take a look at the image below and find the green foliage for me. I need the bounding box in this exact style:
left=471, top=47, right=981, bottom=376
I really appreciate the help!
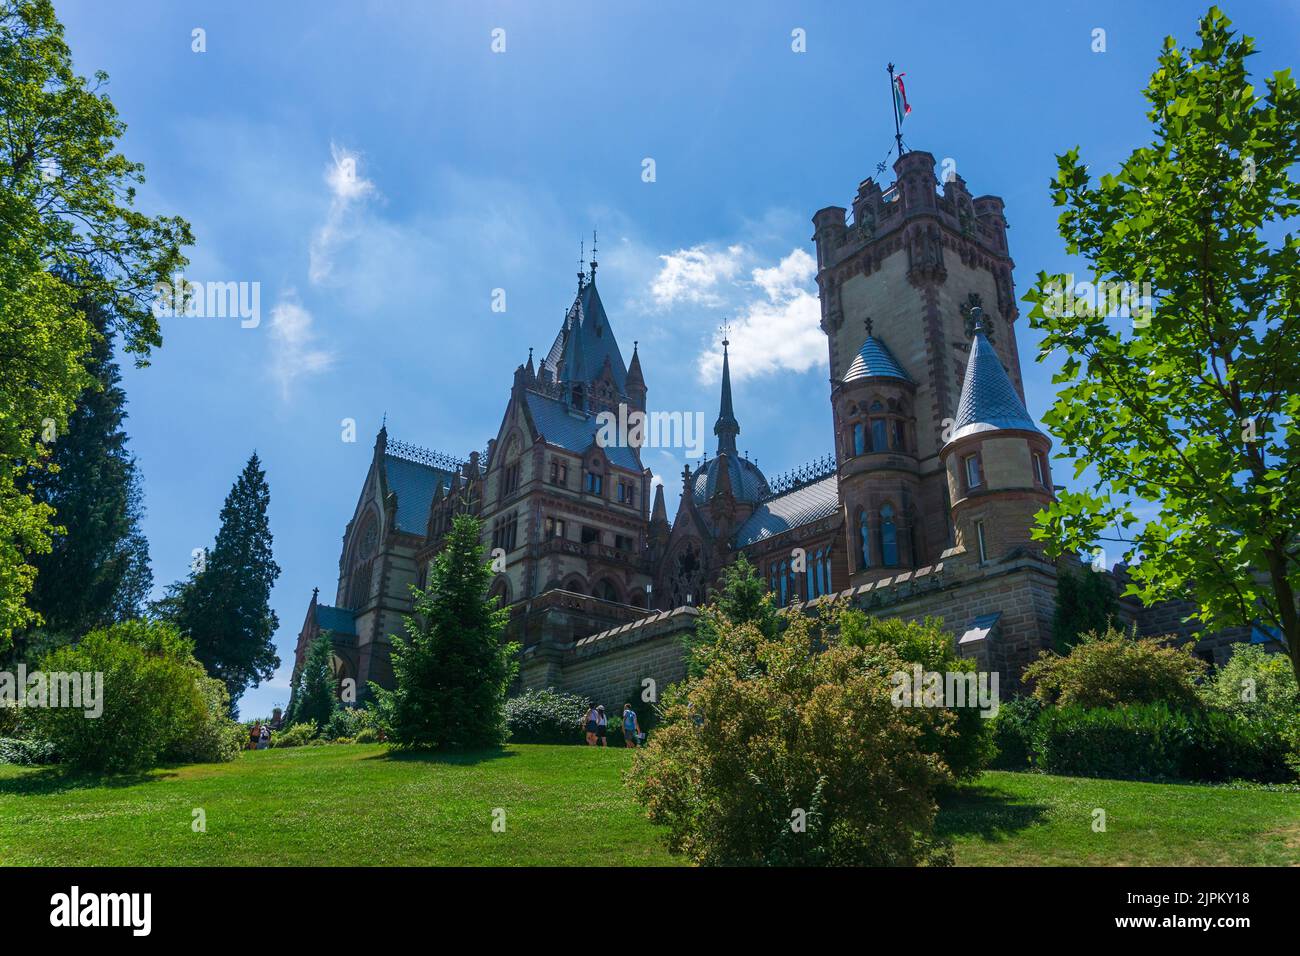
left=321, top=707, right=371, bottom=741
left=1023, top=626, right=1206, bottom=710
left=0, top=736, right=56, bottom=765
left=24, top=619, right=215, bottom=772
left=369, top=514, right=518, bottom=750
left=0, top=0, right=192, bottom=649
left=629, top=607, right=954, bottom=866
left=1023, top=7, right=1300, bottom=683
left=1032, top=702, right=1293, bottom=783
left=291, top=635, right=337, bottom=729
left=683, top=553, right=777, bottom=678
left=17, top=299, right=151, bottom=647
left=1200, top=644, right=1299, bottom=719
left=353, top=726, right=380, bottom=744
left=505, top=688, right=590, bottom=744
left=1053, top=565, right=1118, bottom=652
left=269, top=722, right=317, bottom=748
left=163, top=672, right=244, bottom=764
left=988, top=696, right=1043, bottom=771
left=155, top=453, right=280, bottom=707
left=838, top=612, right=996, bottom=780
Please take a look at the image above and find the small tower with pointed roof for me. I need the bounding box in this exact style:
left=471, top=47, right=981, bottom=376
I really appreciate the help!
left=939, top=308, right=1053, bottom=563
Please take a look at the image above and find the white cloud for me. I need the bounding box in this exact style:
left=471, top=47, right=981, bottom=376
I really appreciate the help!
left=268, top=295, right=335, bottom=399
left=649, top=243, right=746, bottom=308
left=696, top=248, right=824, bottom=383
left=309, top=143, right=377, bottom=284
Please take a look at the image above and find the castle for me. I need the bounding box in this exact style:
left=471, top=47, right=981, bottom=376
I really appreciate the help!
left=295, top=149, right=1259, bottom=710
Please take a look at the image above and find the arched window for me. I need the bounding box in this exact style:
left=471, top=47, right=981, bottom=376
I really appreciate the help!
left=853, top=422, right=866, bottom=456
left=858, top=509, right=871, bottom=569
left=779, top=561, right=789, bottom=605
left=770, top=565, right=778, bottom=597
left=819, top=549, right=830, bottom=595
left=806, top=554, right=815, bottom=599
left=880, top=504, right=898, bottom=567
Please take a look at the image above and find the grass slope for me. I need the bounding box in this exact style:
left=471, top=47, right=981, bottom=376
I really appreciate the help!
left=1, top=744, right=1295, bottom=866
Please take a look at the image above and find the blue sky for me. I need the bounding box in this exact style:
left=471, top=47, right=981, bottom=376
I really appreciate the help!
left=52, top=0, right=1299, bottom=717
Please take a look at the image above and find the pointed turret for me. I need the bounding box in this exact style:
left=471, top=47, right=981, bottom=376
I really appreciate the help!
left=940, top=308, right=1053, bottom=564
left=651, top=481, right=668, bottom=526
left=625, top=341, right=647, bottom=412
left=945, top=313, right=1041, bottom=446
left=713, top=337, right=740, bottom=456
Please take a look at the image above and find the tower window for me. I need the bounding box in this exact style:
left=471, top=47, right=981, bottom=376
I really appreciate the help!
left=858, top=509, right=871, bottom=570
left=964, top=454, right=983, bottom=490
left=871, top=418, right=889, bottom=453
left=853, top=423, right=866, bottom=456
left=879, top=504, right=898, bottom=567
left=975, top=520, right=988, bottom=563
left=1033, top=453, right=1047, bottom=487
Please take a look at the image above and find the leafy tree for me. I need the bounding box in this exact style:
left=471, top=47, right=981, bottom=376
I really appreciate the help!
left=16, top=299, right=151, bottom=650
left=0, top=0, right=192, bottom=648
left=157, top=453, right=280, bottom=706
left=369, top=514, right=518, bottom=750
left=292, top=635, right=338, bottom=729
left=683, top=553, right=778, bottom=677
left=1024, top=7, right=1300, bottom=682
left=1053, top=564, right=1119, bottom=652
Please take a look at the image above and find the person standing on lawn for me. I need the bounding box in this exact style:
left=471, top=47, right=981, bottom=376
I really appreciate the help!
left=621, top=703, right=641, bottom=748
left=594, top=704, right=607, bottom=747
left=584, top=705, right=600, bottom=746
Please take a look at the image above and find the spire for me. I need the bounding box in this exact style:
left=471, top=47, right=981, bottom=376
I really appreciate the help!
left=713, top=326, right=739, bottom=456
left=651, top=481, right=668, bottom=526
left=946, top=307, right=1041, bottom=446
left=577, top=238, right=586, bottom=291
left=589, top=227, right=598, bottom=282
left=626, top=340, right=646, bottom=401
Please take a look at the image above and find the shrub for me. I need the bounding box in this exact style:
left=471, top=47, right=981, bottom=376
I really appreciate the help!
left=1032, top=703, right=1293, bottom=783
left=269, top=721, right=317, bottom=748
left=164, top=673, right=244, bottom=764
left=0, top=737, right=57, bottom=765
left=629, top=607, right=953, bottom=866
left=1200, top=644, right=1299, bottom=721
left=1023, top=626, right=1206, bottom=710
left=505, top=688, right=590, bottom=744
left=839, top=613, right=996, bottom=780
left=24, top=620, right=214, bottom=773
left=354, top=726, right=380, bottom=744
left=322, top=706, right=369, bottom=741
left=989, top=696, right=1042, bottom=770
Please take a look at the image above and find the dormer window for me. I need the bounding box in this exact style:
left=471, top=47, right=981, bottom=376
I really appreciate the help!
left=585, top=471, right=603, bottom=495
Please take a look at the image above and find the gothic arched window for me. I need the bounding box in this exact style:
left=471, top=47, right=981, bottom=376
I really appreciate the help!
left=779, top=561, right=789, bottom=605
left=858, top=509, right=871, bottom=570
left=880, top=504, right=898, bottom=567
left=819, top=548, right=830, bottom=595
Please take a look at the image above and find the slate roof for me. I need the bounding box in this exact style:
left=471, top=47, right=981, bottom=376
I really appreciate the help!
left=843, top=335, right=912, bottom=383
left=691, top=454, right=770, bottom=507
left=542, top=280, right=628, bottom=392
left=523, top=391, right=640, bottom=471
left=315, top=604, right=356, bottom=636
left=382, top=454, right=455, bottom=534
left=948, top=327, right=1041, bottom=443
left=734, top=474, right=840, bottom=546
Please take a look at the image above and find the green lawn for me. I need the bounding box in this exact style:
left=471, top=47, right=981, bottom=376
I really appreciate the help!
left=0, top=744, right=1295, bottom=866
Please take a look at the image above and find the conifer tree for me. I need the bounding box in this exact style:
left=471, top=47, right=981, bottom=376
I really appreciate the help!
left=370, top=513, right=517, bottom=750
left=292, top=634, right=338, bottom=728
left=158, top=453, right=280, bottom=706
left=17, top=300, right=152, bottom=652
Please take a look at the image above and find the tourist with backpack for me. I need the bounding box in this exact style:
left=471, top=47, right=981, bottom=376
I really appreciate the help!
left=621, top=703, right=641, bottom=748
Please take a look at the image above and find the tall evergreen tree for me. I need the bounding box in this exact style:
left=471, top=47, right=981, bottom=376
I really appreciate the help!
left=291, top=634, right=338, bottom=728
left=158, top=453, right=280, bottom=705
left=14, top=299, right=152, bottom=655
left=370, top=513, right=518, bottom=750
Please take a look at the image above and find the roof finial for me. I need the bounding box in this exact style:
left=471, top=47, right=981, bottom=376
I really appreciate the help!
left=864, top=316, right=874, bottom=337
left=720, top=320, right=732, bottom=348
left=589, top=227, right=598, bottom=280
left=577, top=238, right=585, bottom=290
left=969, top=305, right=985, bottom=334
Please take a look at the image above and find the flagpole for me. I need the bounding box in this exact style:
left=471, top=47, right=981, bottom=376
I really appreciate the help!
left=887, top=62, right=904, bottom=158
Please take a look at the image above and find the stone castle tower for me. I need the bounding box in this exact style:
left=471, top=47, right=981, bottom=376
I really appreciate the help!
left=812, top=150, right=1051, bottom=580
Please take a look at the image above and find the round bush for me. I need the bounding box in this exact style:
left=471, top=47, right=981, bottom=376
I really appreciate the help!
left=505, top=688, right=590, bottom=744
